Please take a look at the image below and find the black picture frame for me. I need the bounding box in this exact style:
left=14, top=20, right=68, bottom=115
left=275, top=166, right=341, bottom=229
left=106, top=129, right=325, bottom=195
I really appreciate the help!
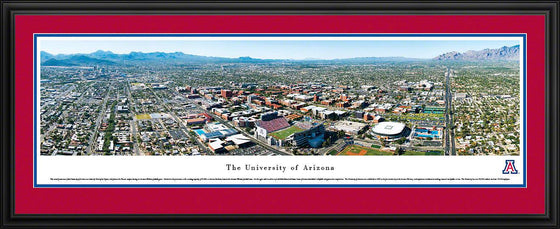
left=1, top=1, right=558, bottom=228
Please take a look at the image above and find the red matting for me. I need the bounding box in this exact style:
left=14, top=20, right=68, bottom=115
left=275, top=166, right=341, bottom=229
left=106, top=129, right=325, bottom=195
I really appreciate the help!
left=15, top=15, right=545, bottom=214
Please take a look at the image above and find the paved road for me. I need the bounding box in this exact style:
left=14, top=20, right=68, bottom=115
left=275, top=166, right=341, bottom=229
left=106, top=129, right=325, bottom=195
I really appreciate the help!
left=126, top=80, right=143, bottom=155
left=86, top=87, right=111, bottom=155
left=444, top=68, right=457, bottom=156
left=148, top=88, right=212, bottom=155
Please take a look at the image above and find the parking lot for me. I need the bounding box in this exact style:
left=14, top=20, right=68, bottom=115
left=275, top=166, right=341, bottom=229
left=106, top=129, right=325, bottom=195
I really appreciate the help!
left=168, top=129, right=188, bottom=140
left=218, top=144, right=282, bottom=156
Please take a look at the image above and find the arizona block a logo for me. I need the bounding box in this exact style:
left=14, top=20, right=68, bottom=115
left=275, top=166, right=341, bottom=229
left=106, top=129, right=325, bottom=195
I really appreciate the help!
left=502, top=160, right=518, bottom=174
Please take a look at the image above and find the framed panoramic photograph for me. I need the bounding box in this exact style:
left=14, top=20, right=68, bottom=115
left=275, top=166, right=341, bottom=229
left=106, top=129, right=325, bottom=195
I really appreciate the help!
left=1, top=1, right=558, bottom=228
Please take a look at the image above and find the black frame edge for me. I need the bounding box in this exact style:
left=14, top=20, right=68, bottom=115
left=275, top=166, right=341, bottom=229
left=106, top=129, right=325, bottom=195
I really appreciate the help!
left=546, top=0, right=559, bottom=227
left=2, top=1, right=14, bottom=229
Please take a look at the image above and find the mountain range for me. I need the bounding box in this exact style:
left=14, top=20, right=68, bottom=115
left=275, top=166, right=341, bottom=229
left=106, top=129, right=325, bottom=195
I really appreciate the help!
left=40, top=50, right=265, bottom=66
left=433, top=45, right=520, bottom=61
left=40, top=45, right=520, bottom=66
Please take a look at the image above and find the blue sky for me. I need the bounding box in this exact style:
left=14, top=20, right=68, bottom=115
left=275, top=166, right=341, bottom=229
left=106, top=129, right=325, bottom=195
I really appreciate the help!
left=40, top=39, right=520, bottom=59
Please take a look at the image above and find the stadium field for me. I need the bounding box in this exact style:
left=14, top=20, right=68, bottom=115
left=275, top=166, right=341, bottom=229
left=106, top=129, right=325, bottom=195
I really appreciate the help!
left=269, top=125, right=304, bottom=140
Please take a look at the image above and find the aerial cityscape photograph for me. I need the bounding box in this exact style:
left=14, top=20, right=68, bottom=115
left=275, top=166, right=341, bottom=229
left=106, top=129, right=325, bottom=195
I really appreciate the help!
left=37, top=37, right=522, bottom=157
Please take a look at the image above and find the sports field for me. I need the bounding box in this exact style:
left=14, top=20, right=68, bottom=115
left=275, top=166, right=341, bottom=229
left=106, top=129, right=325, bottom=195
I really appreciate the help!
left=135, top=114, right=151, bottom=120
left=337, top=145, right=393, bottom=156
left=401, top=150, right=442, bottom=155
left=269, top=125, right=304, bottom=140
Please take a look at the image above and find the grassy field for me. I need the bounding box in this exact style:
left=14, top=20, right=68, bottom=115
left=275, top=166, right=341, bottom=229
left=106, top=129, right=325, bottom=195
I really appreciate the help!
left=135, top=114, right=151, bottom=120
left=328, top=150, right=338, bottom=155
left=338, top=145, right=394, bottom=156
left=269, top=125, right=304, bottom=140
left=385, top=113, right=444, bottom=121
left=401, top=150, right=442, bottom=155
